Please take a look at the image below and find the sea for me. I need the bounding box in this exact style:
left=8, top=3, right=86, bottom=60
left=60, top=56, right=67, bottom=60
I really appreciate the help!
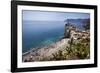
left=22, top=20, right=85, bottom=53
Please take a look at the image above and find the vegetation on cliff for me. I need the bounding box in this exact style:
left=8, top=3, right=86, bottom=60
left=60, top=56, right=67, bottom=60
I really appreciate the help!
left=33, top=37, right=90, bottom=61
left=83, top=19, right=90, bottom=30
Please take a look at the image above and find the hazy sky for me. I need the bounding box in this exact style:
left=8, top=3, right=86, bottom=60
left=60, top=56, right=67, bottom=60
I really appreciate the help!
left=22, top=10, right=90, bottom=21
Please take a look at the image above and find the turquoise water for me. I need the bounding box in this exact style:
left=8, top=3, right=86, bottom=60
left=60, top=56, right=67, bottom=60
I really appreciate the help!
left=22, top=21, right=65, bottom=53
left=22, top=20, right=84, bottom=53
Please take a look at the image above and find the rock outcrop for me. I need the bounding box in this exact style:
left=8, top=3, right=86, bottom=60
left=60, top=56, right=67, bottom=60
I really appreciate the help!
left=64, top=23, right=76, bottom=38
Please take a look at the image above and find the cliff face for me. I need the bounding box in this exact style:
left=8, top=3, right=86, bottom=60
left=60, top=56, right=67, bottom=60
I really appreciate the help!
left=64, top=23, right=90, bottom=40
left=64, top=23, right=76, bottom=38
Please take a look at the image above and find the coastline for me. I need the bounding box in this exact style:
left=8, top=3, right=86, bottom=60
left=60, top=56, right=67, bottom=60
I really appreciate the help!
left=22, top=36, right=64, bottom=55
left=22, top=37, right=70, bottom=62
left=22, top=24, right=90, bottom=62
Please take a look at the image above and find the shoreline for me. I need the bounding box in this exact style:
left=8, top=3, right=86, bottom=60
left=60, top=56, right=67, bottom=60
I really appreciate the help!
left=22, top=36, right=65, bottom=55
left=22, top=37, right=70, bottom=62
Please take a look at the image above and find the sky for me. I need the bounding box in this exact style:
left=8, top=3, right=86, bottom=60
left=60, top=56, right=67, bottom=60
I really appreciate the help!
left=22, top=10, right=90, bottom=21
